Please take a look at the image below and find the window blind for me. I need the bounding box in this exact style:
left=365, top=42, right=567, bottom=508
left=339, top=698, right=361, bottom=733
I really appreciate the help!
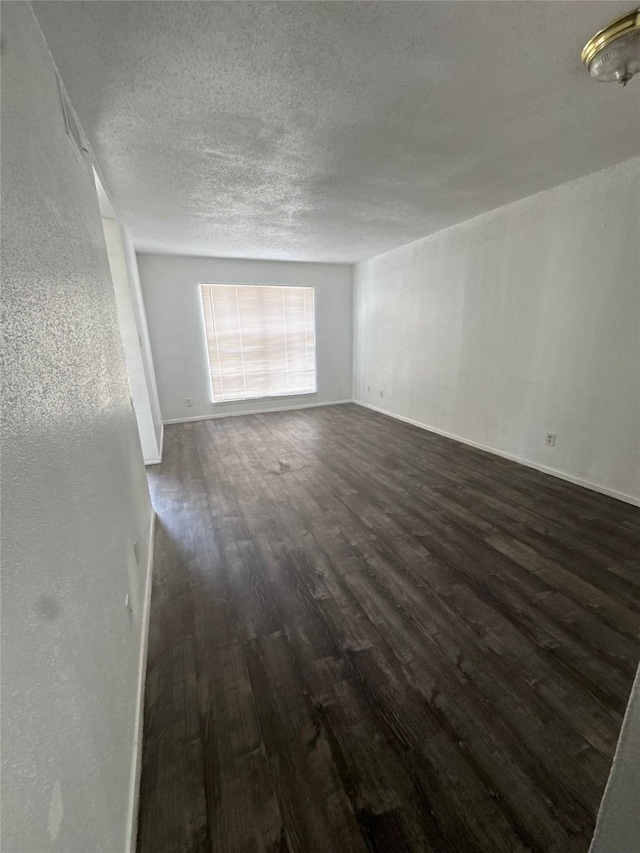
left=200, top=284, right=317, bottom=403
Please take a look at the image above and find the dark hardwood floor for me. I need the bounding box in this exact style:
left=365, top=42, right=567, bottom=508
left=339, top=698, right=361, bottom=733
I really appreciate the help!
left=138, top=403, right=639, bottom=853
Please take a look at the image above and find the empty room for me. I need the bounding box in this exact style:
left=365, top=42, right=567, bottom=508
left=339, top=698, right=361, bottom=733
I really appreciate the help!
left=2, top=2, right=639, bottom=852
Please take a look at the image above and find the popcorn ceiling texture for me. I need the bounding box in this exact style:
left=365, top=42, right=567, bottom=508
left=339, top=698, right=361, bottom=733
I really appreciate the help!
left=1, top=5, right=152, bottom=851
left=34, top=0, right=639, bottom=263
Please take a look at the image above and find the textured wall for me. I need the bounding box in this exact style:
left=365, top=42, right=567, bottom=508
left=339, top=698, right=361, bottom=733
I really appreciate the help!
left=138, top=254, right=353, bottom=422
left=354, top=159, right=640, bottom=503
left=1, top=5, right=153, bottom=851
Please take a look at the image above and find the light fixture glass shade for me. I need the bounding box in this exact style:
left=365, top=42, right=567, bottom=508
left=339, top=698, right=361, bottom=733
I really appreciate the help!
left=582, top=9, right=640, bottom=84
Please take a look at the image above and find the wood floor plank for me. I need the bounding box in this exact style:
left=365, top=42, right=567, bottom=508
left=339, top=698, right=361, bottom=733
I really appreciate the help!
left=189, top=425, right=287, bottom=851
left=303, top=444, right=629, bottom=739
left=244, top=630, right=370, bottom=853
left=138, top=431, right=209, bottom=853
left=138, top=404, right=639, bottom=853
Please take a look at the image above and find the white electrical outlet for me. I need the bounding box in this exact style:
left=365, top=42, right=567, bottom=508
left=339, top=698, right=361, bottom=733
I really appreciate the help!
left=380, top=389, right=384, bottom=399
left=367, top=385, right=371, bottom=393
left=186, top=396, right=193, bottom=407
left=545, top=433, right=556, bottom=447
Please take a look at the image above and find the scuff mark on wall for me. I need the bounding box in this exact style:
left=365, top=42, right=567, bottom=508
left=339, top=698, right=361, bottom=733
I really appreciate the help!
left=48, top=780, right=63, bottom=842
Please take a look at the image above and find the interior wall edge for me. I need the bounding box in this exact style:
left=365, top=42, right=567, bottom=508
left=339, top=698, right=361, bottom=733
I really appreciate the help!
left=101, top=217, right=160, bottom=463
left=588, top=663, right=640, bottom=853
left=125, top=511, right=156, bottom=853
left=122, top=236, right=164, bottom=455
left=357, top=155, right=640, bottom=269
left=145, top=424, right=165, bottom=467
left=355, top=401, right=640, bottom=507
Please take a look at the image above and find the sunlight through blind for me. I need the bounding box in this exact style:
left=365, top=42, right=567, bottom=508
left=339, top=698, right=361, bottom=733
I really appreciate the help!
left=200, top=284, right=317, bottom=403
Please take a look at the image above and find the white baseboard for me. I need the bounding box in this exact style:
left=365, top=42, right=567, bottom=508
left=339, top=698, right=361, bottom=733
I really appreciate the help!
left=354, top=401, right=640, bottom=507
left=125, top=511, right=155, bottom=853
left=163, top=399, right=353, bottom=425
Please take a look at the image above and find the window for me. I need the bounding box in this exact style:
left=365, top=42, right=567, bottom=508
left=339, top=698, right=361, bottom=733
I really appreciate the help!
left=200, top=284, right=317, bottom=403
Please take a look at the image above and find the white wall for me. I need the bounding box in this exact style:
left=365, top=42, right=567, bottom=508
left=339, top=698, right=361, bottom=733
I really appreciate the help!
left=354, top=159, right=640, bottom=504
left=122, top=233, right=164, bottom=459
left=1, top=5, right=153, bottom=851
left=102, top=217, right=163, bottom=463
left=138, top=254, right=353, bottom=422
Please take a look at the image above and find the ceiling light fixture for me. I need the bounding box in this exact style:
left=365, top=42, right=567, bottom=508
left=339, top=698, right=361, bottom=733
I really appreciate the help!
left=582, top=8, right=640, bottom=85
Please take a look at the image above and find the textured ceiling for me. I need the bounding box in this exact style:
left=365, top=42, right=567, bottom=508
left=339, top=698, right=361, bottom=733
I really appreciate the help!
left=34, top=1, right=640, bottom=263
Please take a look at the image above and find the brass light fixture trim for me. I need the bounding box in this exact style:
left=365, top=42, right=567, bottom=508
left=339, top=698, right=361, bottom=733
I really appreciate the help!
left=581, top=8, right=640, bottom=85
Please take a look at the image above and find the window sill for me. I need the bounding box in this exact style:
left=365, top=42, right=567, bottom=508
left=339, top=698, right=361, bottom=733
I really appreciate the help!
left=209, top=390, right=318, bottom=406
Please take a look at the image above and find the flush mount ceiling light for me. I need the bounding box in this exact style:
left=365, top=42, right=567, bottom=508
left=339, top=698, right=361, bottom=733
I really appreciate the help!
left=582, top=8, right=640, bottom=85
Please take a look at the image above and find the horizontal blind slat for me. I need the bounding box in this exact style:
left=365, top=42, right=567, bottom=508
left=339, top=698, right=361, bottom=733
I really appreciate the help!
left=200, top=284, right=316, bottom=403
